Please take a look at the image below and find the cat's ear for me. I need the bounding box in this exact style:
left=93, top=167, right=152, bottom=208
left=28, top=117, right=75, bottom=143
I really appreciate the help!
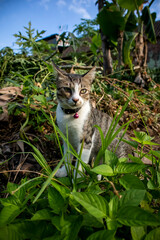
left=82, top=67, right=96, bottom=83
left=52, top=61, right=67, bottom=79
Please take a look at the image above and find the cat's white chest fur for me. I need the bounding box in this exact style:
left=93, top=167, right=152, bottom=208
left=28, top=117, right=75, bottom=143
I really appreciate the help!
left=56, top=101, right=90, bottom=150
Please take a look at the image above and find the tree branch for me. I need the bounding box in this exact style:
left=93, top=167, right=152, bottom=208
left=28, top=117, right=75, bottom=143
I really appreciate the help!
left=60, top=65, right=103, bottom=71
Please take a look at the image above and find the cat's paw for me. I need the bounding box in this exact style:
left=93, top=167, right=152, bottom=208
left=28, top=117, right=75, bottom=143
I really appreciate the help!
left=55, top=166, right=67, bottom=178
left=97, top=174, right=102, bottom=181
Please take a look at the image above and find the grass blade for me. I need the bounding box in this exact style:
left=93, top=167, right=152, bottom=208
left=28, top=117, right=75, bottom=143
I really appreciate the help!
left=33, top=154, right=66, bottom=203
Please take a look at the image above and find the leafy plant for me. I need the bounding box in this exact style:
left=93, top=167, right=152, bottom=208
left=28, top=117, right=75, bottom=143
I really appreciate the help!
left=0, top=128, right=159, bottom=239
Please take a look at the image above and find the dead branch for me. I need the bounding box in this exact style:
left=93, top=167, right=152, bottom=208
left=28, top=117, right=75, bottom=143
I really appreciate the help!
left=105, top=178, right=122, bottom=199
left=60, top=65, right=103, bottom=71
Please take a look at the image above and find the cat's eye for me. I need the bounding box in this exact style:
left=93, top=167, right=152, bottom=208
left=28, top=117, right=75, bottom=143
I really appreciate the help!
left=63, top=87, right=72, bottom=94
left=80, top=89, right=87, bottom=94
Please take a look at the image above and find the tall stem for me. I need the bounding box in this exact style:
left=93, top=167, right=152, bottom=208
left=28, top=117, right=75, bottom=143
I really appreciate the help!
left=98, top=0, right=113, bottom=75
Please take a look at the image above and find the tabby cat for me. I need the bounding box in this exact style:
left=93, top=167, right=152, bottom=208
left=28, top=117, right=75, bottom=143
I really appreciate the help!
left=54, top=63, right=132, bottom=177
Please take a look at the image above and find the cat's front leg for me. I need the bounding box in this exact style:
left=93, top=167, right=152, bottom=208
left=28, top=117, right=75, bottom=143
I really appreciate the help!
left=55, top=142, right=72, bottom=177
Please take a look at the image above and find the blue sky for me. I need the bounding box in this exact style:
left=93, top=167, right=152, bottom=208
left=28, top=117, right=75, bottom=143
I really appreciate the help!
left=0, top=0, right=98, bottom=50
left=0, top=0, right=160, bottom=50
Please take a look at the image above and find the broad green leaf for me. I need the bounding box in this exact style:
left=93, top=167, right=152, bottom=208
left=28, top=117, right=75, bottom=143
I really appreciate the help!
left=119, top=174, right=145, bottom=190
left=91, top=164, right=114, bottom=176
left=7, top=177, right=42, bottom=203
left=82, top=214, right=103, bottom=228
left=118, top=157, right=128, bottom=163
left=133, top=131, right=153, bottom=143
left=90, top=33, right=102, bottom=55
left=105, top=150, right=118, bottom=169
left=0, top=226, right=22, bottom=240
left=97, top=5, right=125, bottom=41
left=147, top=179, right=157, bottom=190
left=141, top=6, right=157, bottom=43
left=143, top=141, right=160, bottom=146
left=131, top=226, right=146, bottom=240
left=61, top=215, right=83, bottom=240
left=117, top=206, right=159, bottom=226
left=122, top=139, right=138, bottom=149
left=0, top=196, right=19, bottom=207
left=48, top=186, right=65, bottom=214
left=123, top=31, right=138, bottom=69
left=116, top=162, right=146, bottom=174
left=106, top=218, right=118, bottom=231
left=87, top=230, right=115, bottom=240
left=51, top=216, right=61, bottom=231
left=0, top=221, right=55, bottom=240
left=31, top=209, right=53, bottom=221
left=128, top=154, right=142, bottom=164
left=0, top=205, right=21, bottom=227
left=125, top=11, right=137, bottom=32
left=71, top=192, right=108, bottom=219
left=120, top=189, right=146, bottom=207
left=145, top=227, right=160, bottom=240
left=51, top=180, right=70, bottom=200
left=109, top=196, right=119, bottom=218
left=7, top=182, right=26, bottom=203
left=118, top=0, right=143, bottom=11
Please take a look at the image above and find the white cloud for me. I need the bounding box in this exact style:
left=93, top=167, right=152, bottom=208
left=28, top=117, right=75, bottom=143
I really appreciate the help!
left=39, top=0, right=50, bottom=10
left=72, top=0, right=94, bottom=7
left=69, top=3, right=91, bottom=19
left=69, top=5, right=91, bottom=19
left=56, top=0, right=66, bottom=7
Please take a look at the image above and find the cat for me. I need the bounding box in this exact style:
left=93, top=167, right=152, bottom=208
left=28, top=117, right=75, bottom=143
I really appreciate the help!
left=53, top=63, right=132, bottom=178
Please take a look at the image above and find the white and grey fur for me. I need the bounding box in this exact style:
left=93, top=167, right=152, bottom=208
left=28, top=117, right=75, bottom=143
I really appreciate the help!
left=54, top=63, right=132, bottom=177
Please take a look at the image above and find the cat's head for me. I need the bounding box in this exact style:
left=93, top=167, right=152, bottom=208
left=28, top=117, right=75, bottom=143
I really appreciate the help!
left=53, top=62, right=95, bottom=109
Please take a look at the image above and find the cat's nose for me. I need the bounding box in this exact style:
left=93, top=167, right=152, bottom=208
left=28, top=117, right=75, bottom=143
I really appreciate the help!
left=72, top=97, right=79, bottom=103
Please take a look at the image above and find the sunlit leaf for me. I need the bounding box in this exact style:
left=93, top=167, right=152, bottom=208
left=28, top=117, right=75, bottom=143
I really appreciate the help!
left=120, top=189, right=146, bottom=207
left=91, top=164, right=114, bottom=176
left=87, top=230, right=115, bottom=240
left=0, top=205, right=21, bottom=227
left=105, top=150, right=118, bottom=169
left=131, top=226, right=146, bottom=240
left=117, top=206, right=160, bottom=226
left=145, top=227, right=160, bottom=240
left=31, top=209, right=53, bottom=221
left=118, top=0, right=143, bottom=11
left=71, top=192, right=108, bottom=219
left=116, top=162, right=146, bottom=174
left=119, top=174, right=145, bottom=190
